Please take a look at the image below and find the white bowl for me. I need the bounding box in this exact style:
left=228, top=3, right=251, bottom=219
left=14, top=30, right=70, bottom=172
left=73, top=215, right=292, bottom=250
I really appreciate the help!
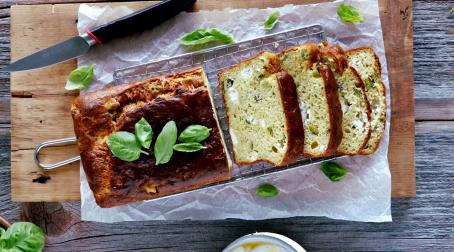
left=223, top=232, right=306, bottom=252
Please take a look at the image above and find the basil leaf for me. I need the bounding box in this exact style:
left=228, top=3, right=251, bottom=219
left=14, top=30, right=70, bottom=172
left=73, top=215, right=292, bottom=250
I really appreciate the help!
left=0, top=227, right=5, bottom=236
left=154, top=121, right=178, bottom=165
left=107, top=131, right=145, bottom=162
left=173, top=142, right=205, bottom=152
left=320, top=161, right=348, bottom=182
left=65, top=65, right=94, bottom=90
left=337, top=3, right=363, bottom=24
left=208, top=28, right=235, bottom=44
left=178, top=125, right=211, bottom=143
left=365, top=79, right=375, bottom=88
left=264, top=12, right=280, bottom=30
left=0, top=222, right=45, bottom=252
left=180, top=28, right=235, bottom=46
left=135, top=117, right=153, bottom=149
left=256, top=183, right=279, bottom=198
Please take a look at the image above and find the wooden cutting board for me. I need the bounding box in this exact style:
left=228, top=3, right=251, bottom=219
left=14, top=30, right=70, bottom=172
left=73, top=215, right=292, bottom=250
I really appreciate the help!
left=10, top=0, right=415, bottom=201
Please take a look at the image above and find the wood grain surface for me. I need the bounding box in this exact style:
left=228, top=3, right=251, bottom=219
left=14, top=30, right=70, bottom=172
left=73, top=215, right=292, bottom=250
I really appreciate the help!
left=1, top=0, right=453, bottom=251
left=9, top=0, right=416, bottom=202
left=0, top=0, right=454, bottom=252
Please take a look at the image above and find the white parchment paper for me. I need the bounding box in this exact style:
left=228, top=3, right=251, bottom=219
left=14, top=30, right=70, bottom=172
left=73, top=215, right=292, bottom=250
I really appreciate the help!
left=77, top=0, right=391, bottom=222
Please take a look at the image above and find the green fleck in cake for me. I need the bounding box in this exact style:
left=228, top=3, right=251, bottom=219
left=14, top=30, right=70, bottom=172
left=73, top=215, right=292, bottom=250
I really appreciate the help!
left=279, top=44, right=343, bottom=158
left=346, top=48, right=386, bottom=154
left=320, top=44, right=372, bottom=155
left=218, top=51, right=305, bottom=166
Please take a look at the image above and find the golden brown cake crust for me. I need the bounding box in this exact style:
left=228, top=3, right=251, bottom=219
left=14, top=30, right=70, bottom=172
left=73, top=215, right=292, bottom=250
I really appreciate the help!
left=309, top=64, right=343, bottom=158
left=71, top=67, right=230, bottom=208
left=320, top=42, right=349, bottom=74
left=275, top=71, right=305, bottom=166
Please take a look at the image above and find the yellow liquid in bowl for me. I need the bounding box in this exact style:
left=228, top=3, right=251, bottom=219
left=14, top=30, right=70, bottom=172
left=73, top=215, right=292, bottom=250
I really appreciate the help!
left=229, top=242, right=289, bottom=252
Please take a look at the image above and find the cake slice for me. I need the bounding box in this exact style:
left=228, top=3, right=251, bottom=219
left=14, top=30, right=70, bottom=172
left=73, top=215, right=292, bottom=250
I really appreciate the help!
left=346, top=48, right=387, bottom=154
left=279, top=44, right=343, bottom=158
left=320, top=44, right=372, bottom=155
left=71, top=67, right=231, bottom=208
left=218, top=51, right=305, bottom=166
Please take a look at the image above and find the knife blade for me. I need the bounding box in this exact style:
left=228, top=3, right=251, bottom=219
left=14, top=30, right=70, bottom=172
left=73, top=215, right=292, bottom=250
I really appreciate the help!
left=1, top=0, right=196, bottom=72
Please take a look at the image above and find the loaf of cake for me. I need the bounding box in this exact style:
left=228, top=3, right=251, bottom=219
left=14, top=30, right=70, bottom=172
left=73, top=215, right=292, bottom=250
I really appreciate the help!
left=218, top=51, right=305, bottom=166
left=346, top=48, right=386, bottom=154
left=279, top=44, right=343, bottom=158
left=320, top=44, right=372, bottom=155
left=71, top=67, right=231, bottom=208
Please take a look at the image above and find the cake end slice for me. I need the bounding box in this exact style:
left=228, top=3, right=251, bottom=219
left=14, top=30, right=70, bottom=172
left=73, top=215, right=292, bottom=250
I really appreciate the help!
left=346, top=48, right=386, bottom=154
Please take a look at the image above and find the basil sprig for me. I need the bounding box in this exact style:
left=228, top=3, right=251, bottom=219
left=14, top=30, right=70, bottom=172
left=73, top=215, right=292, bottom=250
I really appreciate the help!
left=154, top=121, right=178, bottom=165
left=180, top=28, right=235, bottom=46
left=173, top=142, right=206, bottom=152
left=135, top=117, right=153, bottom=149
left=178, top=125, right=211, bottom=143
left=65, top=65, right=94, bottom=90
left=256, top=183, right=279, bottom=198
left=337, top=3, right=363, bottom=24
left=106, top=118, right=211, bottom=164
left=320, top=161, right=348, bottom=182
left=0, top=222, right=45, bottom=252
left=264, top=12, right=280, bottom=30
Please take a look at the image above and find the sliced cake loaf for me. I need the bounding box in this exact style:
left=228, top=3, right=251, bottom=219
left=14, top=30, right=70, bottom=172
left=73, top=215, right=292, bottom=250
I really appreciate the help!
left=279, top=44, right=343, bottom=158
left=346, top=48, right=386, bottom=154
left=218, top=51, right=305, bottom=166
left=320, top=44, right=372, bottom=155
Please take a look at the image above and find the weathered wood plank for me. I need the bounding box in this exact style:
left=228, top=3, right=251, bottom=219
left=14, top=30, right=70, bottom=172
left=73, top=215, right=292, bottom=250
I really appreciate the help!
left=413, top=1, right=454, bottom=99
left=0, top=94, right=10, bottom=124
left=11, top=95, right=75, bottom=150
left=380, top=0, right=416, bottom=197
left=0, top=127, right=20, bottom=222
left=11, top=148, right=80, bottom=202
left=415, top=98, right=454, bottom=121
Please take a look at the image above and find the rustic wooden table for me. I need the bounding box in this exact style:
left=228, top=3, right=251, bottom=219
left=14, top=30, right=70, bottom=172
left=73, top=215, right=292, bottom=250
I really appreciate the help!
left=0, top=1, right=453, bottom=251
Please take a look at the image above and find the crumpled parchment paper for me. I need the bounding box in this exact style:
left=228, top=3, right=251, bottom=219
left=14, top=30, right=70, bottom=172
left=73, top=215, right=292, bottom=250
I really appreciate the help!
left=77, top=0, right=392, bottom=223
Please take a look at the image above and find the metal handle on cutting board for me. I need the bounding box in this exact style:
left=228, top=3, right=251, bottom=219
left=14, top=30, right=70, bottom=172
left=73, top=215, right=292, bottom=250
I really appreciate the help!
left=34, top=137, right=80, bottom=170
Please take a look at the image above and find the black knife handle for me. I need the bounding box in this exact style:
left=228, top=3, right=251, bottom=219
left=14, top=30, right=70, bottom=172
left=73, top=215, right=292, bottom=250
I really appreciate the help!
left=87, top=0, right=196, bottom=44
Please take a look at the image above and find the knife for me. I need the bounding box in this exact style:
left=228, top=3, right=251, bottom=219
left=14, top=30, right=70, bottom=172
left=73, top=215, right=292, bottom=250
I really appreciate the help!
left=1, top=0, right=196, bottom=72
